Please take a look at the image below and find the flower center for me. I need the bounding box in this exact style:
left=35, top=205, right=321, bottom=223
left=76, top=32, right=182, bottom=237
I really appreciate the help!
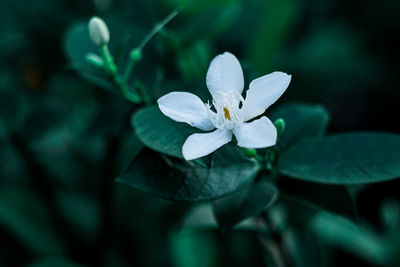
left=206, top=91, right=245, bottom=130
left=223, top=107, right=231, bottom=120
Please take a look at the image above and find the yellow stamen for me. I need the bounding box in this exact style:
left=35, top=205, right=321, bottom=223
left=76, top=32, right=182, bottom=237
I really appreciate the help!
left=223, top=107, right=231, bottom=120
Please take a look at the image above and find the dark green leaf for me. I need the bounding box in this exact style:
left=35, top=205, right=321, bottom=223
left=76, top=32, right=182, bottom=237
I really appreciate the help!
left=0, top=90, right=25, bottom=139
left=132, top=106, right=198, bottom=159
left=310, top=212, right=389, bottom=265
left=0, top=143, right=28, bottom=183
left=278, top=133, right=400, bottom=184
left=116, top=145, right=259, bottom=202
left=115, top=129, right=144, bottom=174
left=0, top=186, right=65, bottom=256
left=270, top=102, right=329, bottom=147
left=57, top=191, right=100, bottom=239
left=213, top=179, right=278, bottom=231
left=169, top=229, right=219, bottom=267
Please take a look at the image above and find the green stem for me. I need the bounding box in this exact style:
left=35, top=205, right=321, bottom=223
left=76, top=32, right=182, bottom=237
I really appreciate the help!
left=135, top=80, right=152, bottom=104
left=100, top=6, right=181, bottom=104
left=137, top=6, right=181, bottom=51
left=99, top=45, right=141, bottom=103
left=100, top=45, right=117, bottom=74
left=120, top=82, right=141, bottom=103
left=122, top=6, right=181, bottom=88
left=123, top=57, right=136, bottom=83
left=265, top=149, right=275, bottom=171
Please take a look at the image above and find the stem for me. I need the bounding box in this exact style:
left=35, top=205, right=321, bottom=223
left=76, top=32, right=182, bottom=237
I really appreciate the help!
left=98, top=6, right=181, bottom=104
left=99, top=45, right=141, bottom=103
left=123, top=56, right=136, bottom=83
left=137, top=6, right=181, bottom=51
left=120, top=82, right=141, bottom=103
left=100, top=45, right=117, bottom=75
left=122, top=6, right=181, bottom=88
left=135, top=79, right=152, bottom=104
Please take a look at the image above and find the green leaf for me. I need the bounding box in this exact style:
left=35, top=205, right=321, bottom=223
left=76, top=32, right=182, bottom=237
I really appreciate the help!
left=116, top=145, right=259, bottom=202
left=213, top=179, right=278, bottom=231
left=132, top=106, right=198, bottom=159
left=278, top=133, right=400, bottom=184
left=310, top=212, right=389, bottom=265
left=115, top=129, right=144, bottom=174
left=0, top=186, right=65, bottom=256
left=169, top=229, right=219, bottom=267
left=270, top=102, right=329, bottom=147
left=0, top=90, right=25, bottom=139
left=180, top=204, right=219, bottom=230
left=57, top=191, right=100, bottom=239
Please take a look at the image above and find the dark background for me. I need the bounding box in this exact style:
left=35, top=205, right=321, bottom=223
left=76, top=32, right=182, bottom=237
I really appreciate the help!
left=0, top=0, right=399, bottom=266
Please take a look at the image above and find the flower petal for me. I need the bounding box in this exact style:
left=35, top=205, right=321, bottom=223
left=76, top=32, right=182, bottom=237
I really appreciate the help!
left=206, top=52, right=244, bottom=102
left=158, top=92, right=215, bottom=131
left=234, top=116, right=277, bottom=148
left=241, top=72, right=291, bottom=121
left=182, top=129, right=232, bottom=160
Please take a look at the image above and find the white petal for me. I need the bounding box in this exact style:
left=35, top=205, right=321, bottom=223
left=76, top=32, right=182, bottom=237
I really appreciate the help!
left=241, top=72, right=291, bottom=121
left=158, top=92, right=215, bottom=131
left=182, top=129, right=232, bottom=160
left=206, top=52, right=244, bottom=103
left=234, top=116, right=277, bottom=148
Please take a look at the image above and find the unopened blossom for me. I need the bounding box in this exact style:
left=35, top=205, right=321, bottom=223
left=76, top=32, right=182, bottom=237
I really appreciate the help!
left=158, top=52, right=291, bottom=160
left=88, top=16, right=110, bottom=46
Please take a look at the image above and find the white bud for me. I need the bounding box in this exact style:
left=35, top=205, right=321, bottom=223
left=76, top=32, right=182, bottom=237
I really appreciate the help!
left=88, top=16, right=110, bottom=46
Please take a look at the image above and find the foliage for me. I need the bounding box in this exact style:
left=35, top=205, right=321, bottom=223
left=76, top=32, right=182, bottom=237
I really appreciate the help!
left=1, top=0, right=400, bottom=266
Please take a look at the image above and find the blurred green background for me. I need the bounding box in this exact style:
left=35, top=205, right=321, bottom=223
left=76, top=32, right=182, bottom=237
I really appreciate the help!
left=1, top=0, right=400, bottom=266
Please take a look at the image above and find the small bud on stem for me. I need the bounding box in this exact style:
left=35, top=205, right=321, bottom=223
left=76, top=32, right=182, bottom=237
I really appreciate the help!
left=85, top=53, right=105, bottom=68
left=274, top=118, right=286, bottom=138
left=243, top=148, right=257, bottom=157
left=129, top=48, right=142, bottom=62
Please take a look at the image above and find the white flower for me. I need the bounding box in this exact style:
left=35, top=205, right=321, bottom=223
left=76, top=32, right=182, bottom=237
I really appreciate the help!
left=88, top=16, right=110, bottom=47
left=158, top=52, right=291, bottom=160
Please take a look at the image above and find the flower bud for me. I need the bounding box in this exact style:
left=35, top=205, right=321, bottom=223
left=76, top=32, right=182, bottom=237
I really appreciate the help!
left=88, top=16, right=110, bottom=46
left=129, top=48, right=142, bottom=62
left=85, top=53, right=105, bottom=68
left=242, top=148, right=257, bottom=157
left=274, top=118, right=285, bottom=137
